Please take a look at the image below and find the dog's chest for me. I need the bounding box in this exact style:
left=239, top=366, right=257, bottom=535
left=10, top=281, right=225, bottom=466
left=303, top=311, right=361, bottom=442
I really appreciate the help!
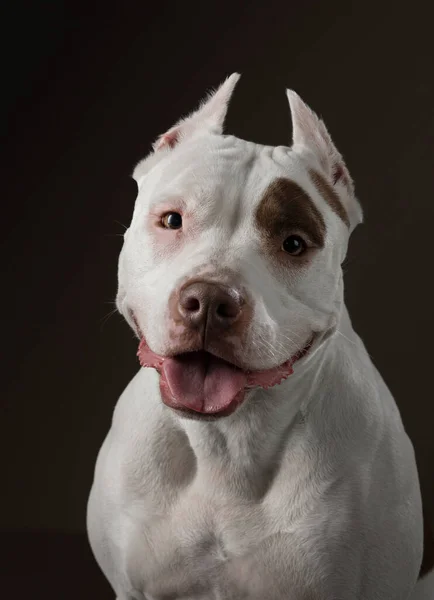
left=122, top=474, right=272, bottom=599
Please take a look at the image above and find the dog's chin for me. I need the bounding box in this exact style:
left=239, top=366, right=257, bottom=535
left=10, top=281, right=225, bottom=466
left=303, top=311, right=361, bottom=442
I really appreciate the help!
left=136, top=336, right=314, bottom=419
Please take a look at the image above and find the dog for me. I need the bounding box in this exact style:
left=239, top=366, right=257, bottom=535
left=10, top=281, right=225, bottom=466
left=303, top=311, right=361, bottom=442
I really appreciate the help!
left=87, top=74, right=434, bottom=599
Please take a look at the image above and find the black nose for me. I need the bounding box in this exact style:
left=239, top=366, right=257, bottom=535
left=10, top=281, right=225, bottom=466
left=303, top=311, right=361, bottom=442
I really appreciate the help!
left=177, top=281, right=244, bottom=330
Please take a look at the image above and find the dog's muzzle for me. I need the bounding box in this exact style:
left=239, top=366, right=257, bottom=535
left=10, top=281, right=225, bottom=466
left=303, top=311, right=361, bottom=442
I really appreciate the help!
left=135, top=278, right=313, bottom=418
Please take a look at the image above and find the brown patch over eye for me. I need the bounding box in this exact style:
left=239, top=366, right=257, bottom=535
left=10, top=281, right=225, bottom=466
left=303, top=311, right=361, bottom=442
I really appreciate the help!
left=308, top=168, right=350, bottom=229
left=255, top=178, right=326, bottom=254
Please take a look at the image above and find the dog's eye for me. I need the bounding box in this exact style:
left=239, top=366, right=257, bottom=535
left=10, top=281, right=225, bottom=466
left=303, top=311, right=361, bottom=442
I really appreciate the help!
left=161, top=212, right=183, bottom=230
left=282, top=235, right=306, bottom=256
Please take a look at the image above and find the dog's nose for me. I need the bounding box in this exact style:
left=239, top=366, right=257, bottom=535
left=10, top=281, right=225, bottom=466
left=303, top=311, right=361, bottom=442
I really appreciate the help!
left=177, top=281, right=244, bottom=330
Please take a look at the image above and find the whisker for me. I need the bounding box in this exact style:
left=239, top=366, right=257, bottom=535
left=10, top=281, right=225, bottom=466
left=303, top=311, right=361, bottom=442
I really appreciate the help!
left=335, top=330, right=375, bottom=361
left=100, top=308, right=119, bottom=331
left=114, top=220, right=128, bottom=231
left=335, top=330, right=357, bottom=346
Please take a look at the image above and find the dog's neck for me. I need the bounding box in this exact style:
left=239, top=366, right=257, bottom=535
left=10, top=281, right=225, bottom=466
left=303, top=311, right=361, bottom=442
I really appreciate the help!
left=177, top=309, right=353, bottom=499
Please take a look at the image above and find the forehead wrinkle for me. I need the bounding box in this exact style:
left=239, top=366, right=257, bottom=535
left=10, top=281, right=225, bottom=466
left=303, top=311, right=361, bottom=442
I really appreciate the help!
left=145, top=154, right=218, bottom=210
left=144, top=136, right=286, bottom=218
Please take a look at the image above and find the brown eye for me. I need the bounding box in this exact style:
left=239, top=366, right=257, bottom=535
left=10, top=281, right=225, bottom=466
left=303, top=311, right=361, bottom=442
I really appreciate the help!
left=282, top=235, right=306, bottom=256
left=161, top=212, right=182, bottom=230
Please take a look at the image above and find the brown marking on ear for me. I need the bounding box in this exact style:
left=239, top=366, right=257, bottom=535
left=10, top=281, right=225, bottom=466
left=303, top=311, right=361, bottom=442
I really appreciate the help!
left=255, top=177, right=326, bottom=251
left=332, top=163, right=345, bottom=186
left=308, top=168, right=350, bottom=229
left=419, top=501, right=434, bottom=579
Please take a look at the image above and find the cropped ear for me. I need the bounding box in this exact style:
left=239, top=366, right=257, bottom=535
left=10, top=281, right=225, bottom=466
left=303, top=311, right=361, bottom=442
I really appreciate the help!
left=153, top=73, right=240, bottom=151
left=287, top=90, right=363, bottom=232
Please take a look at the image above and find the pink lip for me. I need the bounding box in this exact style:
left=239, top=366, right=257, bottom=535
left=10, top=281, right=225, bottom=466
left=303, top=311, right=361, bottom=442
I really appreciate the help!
left=133, top=310, right=314, bottom=416
left=244, top=339, right=313, bottom=390
left=137, top=336, right=314, bottom=393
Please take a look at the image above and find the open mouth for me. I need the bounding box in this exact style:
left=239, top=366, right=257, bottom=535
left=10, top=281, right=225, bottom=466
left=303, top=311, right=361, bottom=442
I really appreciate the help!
left=137, top=337, right=313, bottom=417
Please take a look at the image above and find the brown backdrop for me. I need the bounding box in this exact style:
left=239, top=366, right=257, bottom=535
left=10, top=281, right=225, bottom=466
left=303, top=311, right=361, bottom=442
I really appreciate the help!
left=1, top=1, right=433, bottom=598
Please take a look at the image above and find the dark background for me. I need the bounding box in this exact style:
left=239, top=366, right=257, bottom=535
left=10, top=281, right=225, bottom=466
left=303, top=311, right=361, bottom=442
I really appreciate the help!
left=1, top=1, right=433, bottom=598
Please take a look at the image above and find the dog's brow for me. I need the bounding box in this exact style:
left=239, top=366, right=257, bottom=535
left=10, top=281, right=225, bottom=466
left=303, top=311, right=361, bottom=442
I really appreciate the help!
left=255, top=177, right=326, bottom=248
left=308, top=168, right=350, bottom=228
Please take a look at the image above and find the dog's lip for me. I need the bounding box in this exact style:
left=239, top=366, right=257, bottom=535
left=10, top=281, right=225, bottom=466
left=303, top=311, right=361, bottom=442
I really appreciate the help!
left=136, top=334, right=315, bottom=417
left=132, top=312, right=315, bottom=392
left=166, top=342, right=312, bottom=373
left=132, top=316, right=314, bottom=375
left=137, top=335, right=315, bottom=381
left=163, top=346, right=245, bottom=370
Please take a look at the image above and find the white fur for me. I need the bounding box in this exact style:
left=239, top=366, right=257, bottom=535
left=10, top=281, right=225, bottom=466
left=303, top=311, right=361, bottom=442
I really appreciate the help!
left=87, top=74, right=430, bottom=599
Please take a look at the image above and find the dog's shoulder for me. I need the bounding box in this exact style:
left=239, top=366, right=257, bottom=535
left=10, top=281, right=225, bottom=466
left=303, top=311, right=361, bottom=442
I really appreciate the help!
left=327, top=324, right=401, bottom=426
left=300, top=330, right=414, bottom=493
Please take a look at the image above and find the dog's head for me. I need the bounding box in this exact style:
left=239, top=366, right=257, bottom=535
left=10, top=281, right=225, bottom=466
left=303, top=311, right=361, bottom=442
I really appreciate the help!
left=117, top=74, right=362, bottom=417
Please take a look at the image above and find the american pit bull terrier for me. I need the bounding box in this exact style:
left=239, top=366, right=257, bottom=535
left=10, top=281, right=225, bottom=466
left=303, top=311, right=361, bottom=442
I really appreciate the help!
left=87, top=74, right=434, bottom=599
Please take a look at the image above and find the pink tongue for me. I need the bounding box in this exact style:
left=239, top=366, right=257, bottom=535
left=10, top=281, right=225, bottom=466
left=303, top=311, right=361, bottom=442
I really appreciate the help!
left=161, top=352, right=247, bottom=414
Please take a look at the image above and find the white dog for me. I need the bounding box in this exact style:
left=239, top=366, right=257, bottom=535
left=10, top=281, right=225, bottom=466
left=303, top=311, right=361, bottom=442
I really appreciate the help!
left=87, top=74, right=434, bottom=599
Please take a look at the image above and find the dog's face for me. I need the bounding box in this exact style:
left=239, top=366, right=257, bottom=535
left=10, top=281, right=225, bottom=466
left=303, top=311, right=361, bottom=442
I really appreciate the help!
left=116, top=74, right=363, bottom=416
